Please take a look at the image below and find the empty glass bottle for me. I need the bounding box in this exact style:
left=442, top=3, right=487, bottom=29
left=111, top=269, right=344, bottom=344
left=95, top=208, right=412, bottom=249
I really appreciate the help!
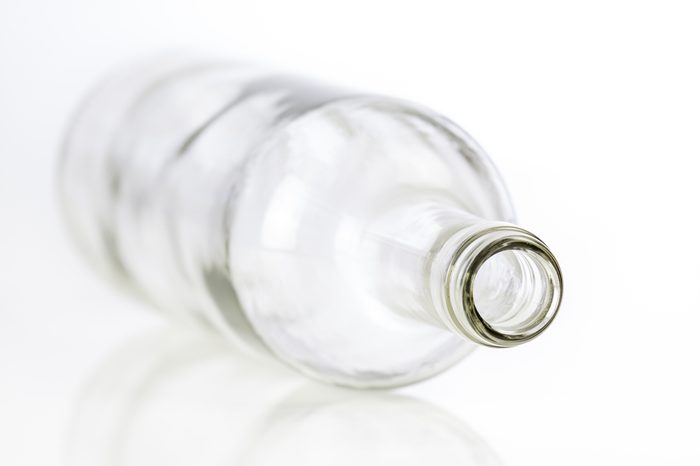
left=59, top=56, right=563, bottom=388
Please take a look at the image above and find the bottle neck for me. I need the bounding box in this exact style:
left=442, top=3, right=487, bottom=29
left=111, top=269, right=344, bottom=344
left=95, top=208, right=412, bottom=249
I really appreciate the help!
left=360, top=201, right=562, bottom=348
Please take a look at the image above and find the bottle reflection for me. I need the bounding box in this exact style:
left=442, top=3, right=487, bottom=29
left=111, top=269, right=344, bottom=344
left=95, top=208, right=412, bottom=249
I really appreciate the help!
left=66, top=327, right=502, bottom=466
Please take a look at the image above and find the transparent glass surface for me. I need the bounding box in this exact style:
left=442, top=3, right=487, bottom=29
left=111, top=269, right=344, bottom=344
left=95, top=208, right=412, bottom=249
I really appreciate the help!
left=59, top=56, right=562, bottom=388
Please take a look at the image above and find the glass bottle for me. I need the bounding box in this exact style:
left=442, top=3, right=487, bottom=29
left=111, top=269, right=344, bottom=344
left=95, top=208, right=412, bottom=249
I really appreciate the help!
left=59, top=55, right=563, bottom=388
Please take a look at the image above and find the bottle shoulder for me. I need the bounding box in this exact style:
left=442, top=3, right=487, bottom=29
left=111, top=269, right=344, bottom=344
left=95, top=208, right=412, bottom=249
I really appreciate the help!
left=229, top=95, right=516, bottom=387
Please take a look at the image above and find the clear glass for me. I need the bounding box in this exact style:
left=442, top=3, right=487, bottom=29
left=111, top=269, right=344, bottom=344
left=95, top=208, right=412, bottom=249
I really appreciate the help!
left=59, top=55, right=563, bottom=388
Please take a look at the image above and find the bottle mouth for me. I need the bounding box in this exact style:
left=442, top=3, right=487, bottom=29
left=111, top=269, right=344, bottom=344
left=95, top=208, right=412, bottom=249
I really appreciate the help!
left=442, top=225, right=563, bottom=348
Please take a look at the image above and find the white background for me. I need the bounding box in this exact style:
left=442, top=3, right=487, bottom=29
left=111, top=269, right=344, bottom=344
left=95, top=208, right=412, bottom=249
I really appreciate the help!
left=1, top=1, right=699, bottom=464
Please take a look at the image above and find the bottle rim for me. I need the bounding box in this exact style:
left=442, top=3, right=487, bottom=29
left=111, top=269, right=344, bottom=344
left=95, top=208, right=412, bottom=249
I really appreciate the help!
left=443, top=225, right=563, bottom=347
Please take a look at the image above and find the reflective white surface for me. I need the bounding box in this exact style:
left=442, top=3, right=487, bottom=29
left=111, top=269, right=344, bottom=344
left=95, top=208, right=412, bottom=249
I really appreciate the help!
left=2, top=1, right=700, bottom=464
left=66, top=328, right=501, bottom=466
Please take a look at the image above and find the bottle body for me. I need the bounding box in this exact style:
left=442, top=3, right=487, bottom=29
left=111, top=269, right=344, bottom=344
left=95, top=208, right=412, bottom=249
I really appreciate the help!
left=60, top=56, right=561, bottom=388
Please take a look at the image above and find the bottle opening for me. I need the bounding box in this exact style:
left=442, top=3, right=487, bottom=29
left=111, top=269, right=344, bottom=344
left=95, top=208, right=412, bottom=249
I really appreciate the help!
left=438, top=224, right=563, bottom=348
left=472, top=247, right=560, bottom=337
